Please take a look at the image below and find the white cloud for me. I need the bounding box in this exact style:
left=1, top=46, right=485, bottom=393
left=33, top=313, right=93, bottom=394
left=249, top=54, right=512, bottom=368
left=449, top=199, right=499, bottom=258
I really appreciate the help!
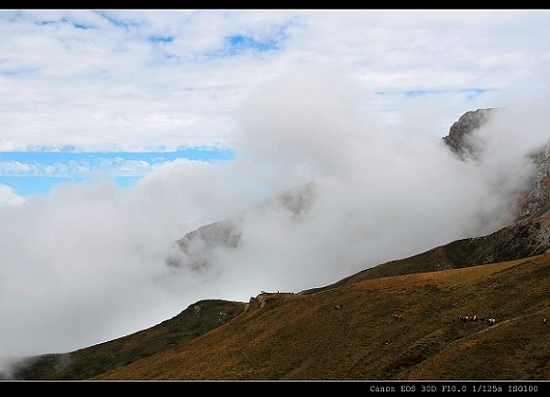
left=2, top=65, right=548, bottom=364
left=2, top=10, right=550, bottom=376
left=0, top=183, right=24, bottom=206
left=1, top=10, right=549, bottom=151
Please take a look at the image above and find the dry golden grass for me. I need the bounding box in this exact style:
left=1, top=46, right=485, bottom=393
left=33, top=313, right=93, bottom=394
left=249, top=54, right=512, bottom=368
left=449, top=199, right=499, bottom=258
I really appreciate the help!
left=90, top=254, right=550, bottom=380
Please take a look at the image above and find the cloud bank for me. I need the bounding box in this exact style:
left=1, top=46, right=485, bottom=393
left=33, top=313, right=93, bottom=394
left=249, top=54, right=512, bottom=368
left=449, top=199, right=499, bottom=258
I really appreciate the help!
left=1, top=65, right=549, bottom=377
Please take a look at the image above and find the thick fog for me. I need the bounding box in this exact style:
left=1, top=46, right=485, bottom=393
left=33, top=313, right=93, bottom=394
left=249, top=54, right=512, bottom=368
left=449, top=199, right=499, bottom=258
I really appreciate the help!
left=1, top=66, right=548, bottom=375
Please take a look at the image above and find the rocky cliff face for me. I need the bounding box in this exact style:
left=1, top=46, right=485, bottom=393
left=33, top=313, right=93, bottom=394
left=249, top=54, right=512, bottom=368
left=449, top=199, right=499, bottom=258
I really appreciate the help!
left=518, top=146, right=550, bottom=220
left=442, top=108, right=495, bottom=161
left=442, top=108, right=550, bottom=222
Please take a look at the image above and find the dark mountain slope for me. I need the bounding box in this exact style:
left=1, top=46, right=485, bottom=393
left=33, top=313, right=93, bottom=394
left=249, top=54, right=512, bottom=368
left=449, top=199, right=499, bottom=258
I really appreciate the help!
left=9, top=299, right=245, bottom=380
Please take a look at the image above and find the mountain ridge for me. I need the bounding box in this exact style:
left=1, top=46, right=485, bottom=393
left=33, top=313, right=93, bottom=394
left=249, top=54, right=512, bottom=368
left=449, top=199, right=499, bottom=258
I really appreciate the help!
left=7, top=108, right=550, bottom=380
left=9, top=208, right=550, bottom=380
left=90, top=253, right=550, bottom=380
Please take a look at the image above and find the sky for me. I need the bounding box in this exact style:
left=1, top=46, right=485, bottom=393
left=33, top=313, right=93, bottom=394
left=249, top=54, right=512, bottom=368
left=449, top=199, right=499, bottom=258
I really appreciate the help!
left=2, top=9, right=550, bottom=375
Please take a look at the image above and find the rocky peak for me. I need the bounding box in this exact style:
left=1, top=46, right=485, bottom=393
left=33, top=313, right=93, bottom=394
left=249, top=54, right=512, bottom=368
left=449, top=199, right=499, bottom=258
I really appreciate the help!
left=442, top=108, right=550, bottom=222
left=441, top=108, right=494, bottom=160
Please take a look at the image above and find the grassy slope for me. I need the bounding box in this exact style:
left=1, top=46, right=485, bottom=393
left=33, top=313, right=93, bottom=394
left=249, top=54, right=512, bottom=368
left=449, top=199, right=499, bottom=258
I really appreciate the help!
left=91, top=254, right=550, bottom=380
left=17, top=218, right=549, bottom=379
left=12, top=299, right=245, bottom=380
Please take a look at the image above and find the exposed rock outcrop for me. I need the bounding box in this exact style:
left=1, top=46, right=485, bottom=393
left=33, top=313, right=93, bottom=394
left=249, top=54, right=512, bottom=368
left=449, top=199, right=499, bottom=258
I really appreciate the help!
left=166, top=218, right=243, bottom=271
left=442, top=108, right=550, bottom=222
left=517, top=144, right=550, bottom=220
left=441, top=108, right=494, bottom=161
left=165, top=181, right=316, bottom=271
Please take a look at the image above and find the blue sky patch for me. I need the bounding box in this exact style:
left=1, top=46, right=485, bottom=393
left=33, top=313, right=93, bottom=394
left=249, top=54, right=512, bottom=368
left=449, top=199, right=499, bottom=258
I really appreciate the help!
left=225, top=34, right=279, bottom=55
left=72, top=22, right=94, bottom=30
left=149, top=35, right=174, bottom=43
left=34, top=20, right=55, bottom=26
left=94, top=11, right=143, bottom=29
left=0, top=147, right=234, bottom=197
left=0, top=148, right=232, bottom=164
left=0, top=176, right=85, bottom=196
left=375, top=88, right=492, bottom=98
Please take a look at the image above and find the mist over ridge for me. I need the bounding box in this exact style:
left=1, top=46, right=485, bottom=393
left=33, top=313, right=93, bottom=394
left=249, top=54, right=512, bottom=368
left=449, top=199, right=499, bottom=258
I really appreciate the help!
left=1, top=65, right=549, bottom=372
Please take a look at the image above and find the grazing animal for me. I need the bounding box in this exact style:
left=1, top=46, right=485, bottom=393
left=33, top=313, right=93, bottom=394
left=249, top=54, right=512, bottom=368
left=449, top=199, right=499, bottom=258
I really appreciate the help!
left=334, top=304, right=344, bottom=310
left=393, top=313, right=404, bottom=320
left=458, top=314, right=495, bottom=324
